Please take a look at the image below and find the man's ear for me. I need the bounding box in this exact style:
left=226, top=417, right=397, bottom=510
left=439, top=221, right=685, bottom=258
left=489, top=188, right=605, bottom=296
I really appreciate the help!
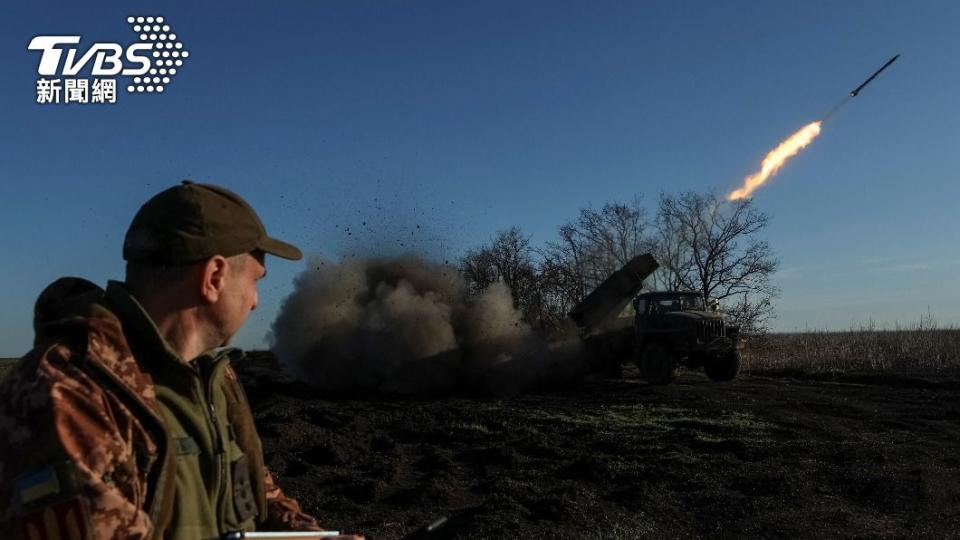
left=200, top=256, right=230, bottom=304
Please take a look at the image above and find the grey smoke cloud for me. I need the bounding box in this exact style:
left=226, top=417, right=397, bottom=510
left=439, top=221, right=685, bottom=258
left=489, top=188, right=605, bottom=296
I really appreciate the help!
left=269, top=255, right=585, bottom=395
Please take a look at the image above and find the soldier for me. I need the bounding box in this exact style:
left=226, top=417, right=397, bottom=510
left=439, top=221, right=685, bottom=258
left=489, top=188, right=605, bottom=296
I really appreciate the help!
left=0, top=181, right=363, bottom=540
left=32, top=277, right=103, bottom=346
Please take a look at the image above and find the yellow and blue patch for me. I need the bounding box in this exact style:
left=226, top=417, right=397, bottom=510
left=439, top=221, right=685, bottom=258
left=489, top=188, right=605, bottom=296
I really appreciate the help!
left=17, top=466, right=61, bottom=505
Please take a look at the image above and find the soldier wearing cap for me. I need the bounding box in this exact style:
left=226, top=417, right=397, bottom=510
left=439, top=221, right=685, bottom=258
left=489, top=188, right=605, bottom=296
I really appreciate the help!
left=0, top=182, right=363, bottom=539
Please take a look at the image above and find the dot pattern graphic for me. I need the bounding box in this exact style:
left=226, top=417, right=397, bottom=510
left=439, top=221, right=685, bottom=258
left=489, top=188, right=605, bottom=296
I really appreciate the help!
left=125, top=15, right=189, bottom=94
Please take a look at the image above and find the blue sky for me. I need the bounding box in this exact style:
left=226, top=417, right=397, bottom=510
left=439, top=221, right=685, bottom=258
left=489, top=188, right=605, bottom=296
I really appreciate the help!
left=1, top=1, right=958, bottom=355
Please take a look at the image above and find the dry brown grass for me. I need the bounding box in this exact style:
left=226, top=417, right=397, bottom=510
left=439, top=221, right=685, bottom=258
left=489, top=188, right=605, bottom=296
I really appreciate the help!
left=742, top=319, right=960, bottom=376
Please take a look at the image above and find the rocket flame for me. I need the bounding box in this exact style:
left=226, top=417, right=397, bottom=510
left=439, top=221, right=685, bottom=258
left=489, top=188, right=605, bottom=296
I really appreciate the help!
left=728, top=121, right=822, bottom=200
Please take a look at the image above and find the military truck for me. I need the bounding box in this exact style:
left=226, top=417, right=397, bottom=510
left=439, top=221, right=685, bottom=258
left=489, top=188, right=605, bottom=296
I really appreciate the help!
left=569, top=254, right=742, bottom=384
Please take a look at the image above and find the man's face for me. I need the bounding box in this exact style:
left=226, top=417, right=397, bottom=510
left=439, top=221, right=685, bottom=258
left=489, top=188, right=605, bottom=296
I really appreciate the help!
left=215, top=251, right=266, bottom=345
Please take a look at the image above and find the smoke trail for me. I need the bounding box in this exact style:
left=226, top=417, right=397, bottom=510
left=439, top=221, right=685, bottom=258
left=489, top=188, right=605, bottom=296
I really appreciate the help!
left=269, top=255, right=586, bottom=396
left=821, top=96, right=850, bottom=121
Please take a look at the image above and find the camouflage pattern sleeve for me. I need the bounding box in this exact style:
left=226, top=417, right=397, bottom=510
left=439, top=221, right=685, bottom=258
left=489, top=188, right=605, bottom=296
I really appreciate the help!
left=0, top=344, right=153, bottom=540
left=261, top=468, right=324, bottom=531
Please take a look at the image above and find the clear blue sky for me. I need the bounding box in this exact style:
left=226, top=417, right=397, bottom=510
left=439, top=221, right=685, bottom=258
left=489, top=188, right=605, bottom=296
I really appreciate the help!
left=2, top=1, right=958, bottom=355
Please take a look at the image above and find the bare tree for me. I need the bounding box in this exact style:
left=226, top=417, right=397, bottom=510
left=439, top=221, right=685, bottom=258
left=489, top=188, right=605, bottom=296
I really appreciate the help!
left=460, top=193, right=779, bottom=334
left=460, top=227, right=550, bottom=329
left=538, top=223, right=588, bottom=314
left=460, top=246, right=498, bottom=293
left=541, top=197, right=654, bottom=301
left=461, top=227, right=532, bottom=290
left=650, top=203, right=695, bottom=291
left=654, top=190, right=779, bottom=332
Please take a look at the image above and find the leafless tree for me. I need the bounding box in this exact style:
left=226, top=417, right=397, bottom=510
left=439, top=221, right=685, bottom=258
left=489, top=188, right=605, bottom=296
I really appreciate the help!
left=461, top=193, right=778, bottom=334
left=460, top=227, right=551, bottom=329
left=654, top=190, right=779, bottom=332
left=538, top=224, right=588, bottom=314
left=461, top=227, right=529, bottom=290
left=541, top=197, right=654, bottom=301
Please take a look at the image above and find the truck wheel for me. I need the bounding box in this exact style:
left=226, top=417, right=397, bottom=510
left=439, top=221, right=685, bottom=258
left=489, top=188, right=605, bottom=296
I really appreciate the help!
left=638, top=342, right=677, bottom=385
left=705, top=349, right=741, bottom=382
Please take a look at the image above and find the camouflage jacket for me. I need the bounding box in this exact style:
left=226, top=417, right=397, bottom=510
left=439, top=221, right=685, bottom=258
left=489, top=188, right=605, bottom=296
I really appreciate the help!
left=0, top=284, right=320, bottom=539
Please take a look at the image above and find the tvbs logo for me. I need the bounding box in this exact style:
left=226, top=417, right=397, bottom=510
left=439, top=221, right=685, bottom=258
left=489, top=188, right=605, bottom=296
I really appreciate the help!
left=28, top=37, right=152, bottom=76
left=28, top=16, right=189, bottom=105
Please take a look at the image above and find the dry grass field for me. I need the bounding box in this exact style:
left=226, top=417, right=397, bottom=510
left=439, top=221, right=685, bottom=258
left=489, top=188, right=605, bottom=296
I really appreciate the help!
left=5, top=324, right=959, bottom=384
left=742, top=324, right=960, bottom=377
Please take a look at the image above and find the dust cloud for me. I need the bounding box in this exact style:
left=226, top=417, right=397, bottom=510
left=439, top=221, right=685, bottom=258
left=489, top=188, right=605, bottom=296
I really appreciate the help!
left=269, top=255, right=585, bottom=395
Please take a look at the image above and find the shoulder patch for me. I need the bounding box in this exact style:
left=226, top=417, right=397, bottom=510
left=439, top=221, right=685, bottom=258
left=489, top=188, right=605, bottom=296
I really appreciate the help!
left=19, top=497, right=92, bottom=540
left=16, top=462, right=80, bottom=507
left=17, top=467, right=60, bottom=505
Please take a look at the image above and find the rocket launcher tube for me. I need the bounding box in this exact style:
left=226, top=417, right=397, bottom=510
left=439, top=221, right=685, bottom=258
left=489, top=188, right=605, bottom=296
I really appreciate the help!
left=568, top=253, right=659, bottom=331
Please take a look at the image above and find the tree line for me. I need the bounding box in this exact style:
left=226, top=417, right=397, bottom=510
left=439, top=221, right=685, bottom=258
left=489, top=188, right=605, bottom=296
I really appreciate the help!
left=459, top=190, right=779, bottom=335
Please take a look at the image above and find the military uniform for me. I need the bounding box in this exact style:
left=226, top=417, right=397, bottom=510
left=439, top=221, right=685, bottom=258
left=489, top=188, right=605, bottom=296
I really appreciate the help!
left=0, top=280, right=320, bottom=539
left=0, top=182, right=323, bottom=539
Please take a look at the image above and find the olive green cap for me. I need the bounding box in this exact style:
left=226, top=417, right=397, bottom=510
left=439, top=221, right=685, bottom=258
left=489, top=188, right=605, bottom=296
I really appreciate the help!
left=123, top=180, right=302, bottom=265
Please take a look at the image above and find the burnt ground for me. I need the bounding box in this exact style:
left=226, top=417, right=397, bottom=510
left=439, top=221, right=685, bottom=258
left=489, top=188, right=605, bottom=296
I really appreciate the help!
left=236, top=353, right=960, bottom=539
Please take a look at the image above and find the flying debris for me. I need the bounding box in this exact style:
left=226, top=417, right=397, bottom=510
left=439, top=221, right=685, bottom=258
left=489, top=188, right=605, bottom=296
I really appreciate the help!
left=849, top=54, right=900, bottom=97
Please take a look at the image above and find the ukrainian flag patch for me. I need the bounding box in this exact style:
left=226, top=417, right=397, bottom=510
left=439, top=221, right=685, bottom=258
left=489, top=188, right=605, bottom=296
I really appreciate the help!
left=17, top=466, right=61, bottom=505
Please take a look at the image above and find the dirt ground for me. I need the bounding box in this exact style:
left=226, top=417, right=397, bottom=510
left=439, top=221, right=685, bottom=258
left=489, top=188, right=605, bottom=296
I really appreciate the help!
left=237, top=352, right=960, bottom=539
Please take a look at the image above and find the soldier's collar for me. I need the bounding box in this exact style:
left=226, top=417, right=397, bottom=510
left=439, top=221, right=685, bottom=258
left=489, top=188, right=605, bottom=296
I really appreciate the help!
left=102, top=280, right=189, bottom=369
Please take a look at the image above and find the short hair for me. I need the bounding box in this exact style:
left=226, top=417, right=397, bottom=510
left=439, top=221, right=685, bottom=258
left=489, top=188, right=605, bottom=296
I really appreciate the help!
left=125, top=261, right=194, bottom=297
left=125, top=255, right=248, bottom=297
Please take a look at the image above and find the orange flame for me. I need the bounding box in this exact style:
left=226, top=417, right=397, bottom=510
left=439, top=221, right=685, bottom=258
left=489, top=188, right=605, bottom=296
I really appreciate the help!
left=728, top=121, right=822, bottom=200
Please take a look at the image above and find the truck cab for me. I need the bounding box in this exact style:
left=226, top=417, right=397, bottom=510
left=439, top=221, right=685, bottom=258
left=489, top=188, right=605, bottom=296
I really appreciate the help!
left=632, top=291, right=741, bottom=383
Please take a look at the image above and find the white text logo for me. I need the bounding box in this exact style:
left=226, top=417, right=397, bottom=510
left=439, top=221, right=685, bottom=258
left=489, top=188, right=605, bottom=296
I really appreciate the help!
left=28, top=16, right=190, bottom=104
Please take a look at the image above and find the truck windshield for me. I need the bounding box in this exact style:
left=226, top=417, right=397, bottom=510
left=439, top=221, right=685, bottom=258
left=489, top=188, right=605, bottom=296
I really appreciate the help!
left=652, top=296, right=704, bottom=312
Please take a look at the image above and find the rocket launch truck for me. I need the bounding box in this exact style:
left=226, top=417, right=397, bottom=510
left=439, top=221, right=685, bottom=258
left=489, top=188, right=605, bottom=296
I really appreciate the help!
left=569, top=254, right=742, bottom=384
